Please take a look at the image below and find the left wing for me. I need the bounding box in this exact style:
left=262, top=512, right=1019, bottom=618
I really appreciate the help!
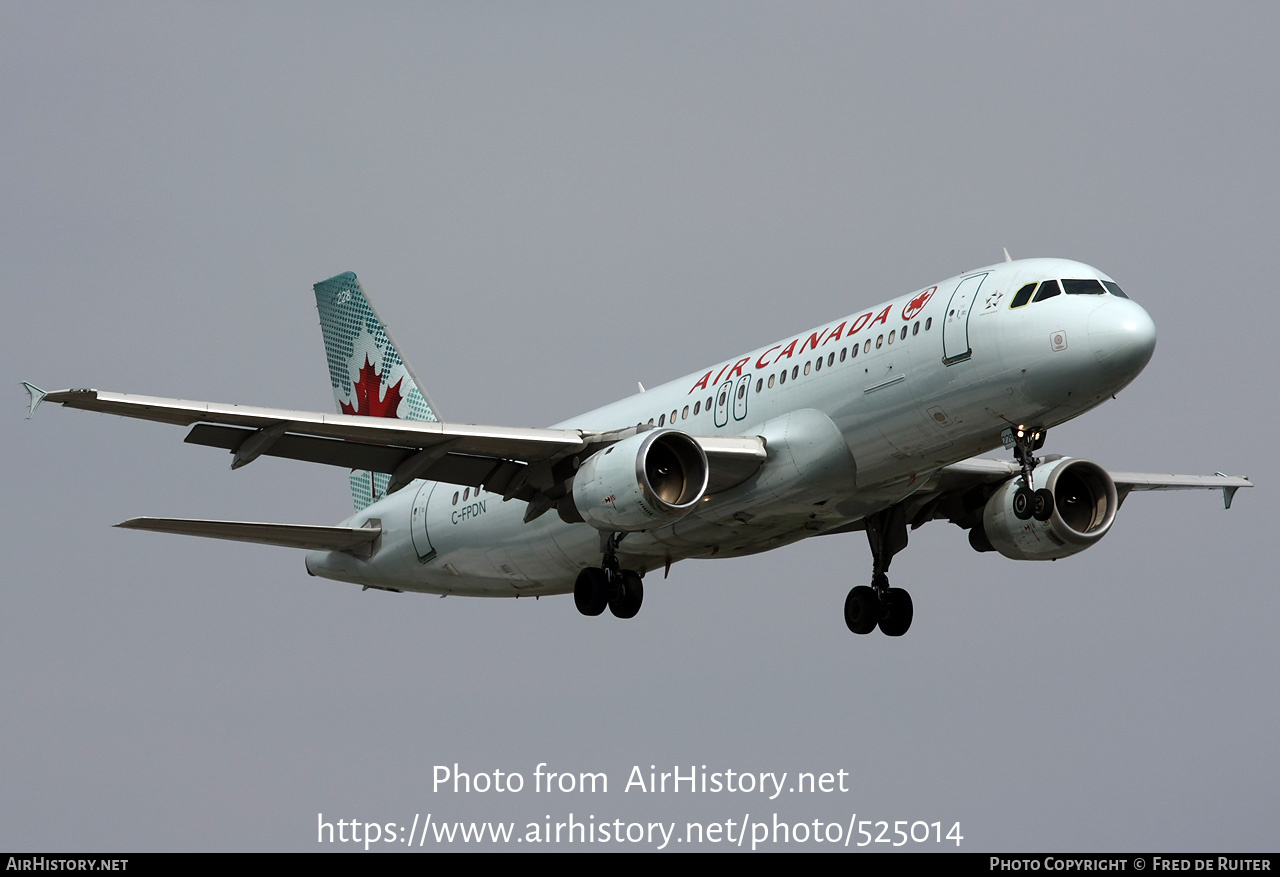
left=23, top=385, right=766, bottom=504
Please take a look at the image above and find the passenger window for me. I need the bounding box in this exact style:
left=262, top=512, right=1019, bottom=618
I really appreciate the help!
left=671, top=409, right=677, bottom=423
left=659, top=414, right=665, bottom=426
left=791, top=365, right=799, bottom=380
left=694, top=401, right=700, bottom=415
left=768, top=374, right=775, bottom=388
left=1011, top=283, right=1036, bottom=308
left=925, top=317, right=932, bottom=331
left=706, top=396, right=712, bottom=411
left=828, top=352, right=835, bottom=366
left=913, top=320, right=920, bottom=335
left=718, top=392, right=727, bottom=406
left=737, top=386, right=746, bottom=401
left=876, top=334, right=883, bottom=349
left=1103, top=281, right=1129, bottom=299
left=804, top=361, right=812, bottom=375
left=463, top=488, right=469, bottom=501
left=779, top=370, right=787, bottom=385
left=814, top=357, right=822, bottom=371
left=840, top=348, right=847, bottom=362
left=682, top=405, right=689, bottom=419
left=755, top=378, right=762, bottom=393
left=647, top=418, right=654, bottom=426
left=1033, top=279, right=1062, bottom=302
left=452, top=491, right=458, bottom=505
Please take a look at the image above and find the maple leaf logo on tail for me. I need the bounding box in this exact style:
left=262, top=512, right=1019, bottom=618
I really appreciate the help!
left=341, top=355, right=405, bottom=418
left=313, top=271, right=440, bottom=511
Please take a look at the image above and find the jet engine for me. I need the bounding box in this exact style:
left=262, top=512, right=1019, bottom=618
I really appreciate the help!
left=971, top=457, right=1119, bottom=560
left=571, top=429, right=709, bottom=532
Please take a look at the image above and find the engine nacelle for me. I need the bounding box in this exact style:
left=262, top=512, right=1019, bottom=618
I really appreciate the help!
left=976, top=457, right=1119, bottom=560
left=572, top=429, right=709, bottom=532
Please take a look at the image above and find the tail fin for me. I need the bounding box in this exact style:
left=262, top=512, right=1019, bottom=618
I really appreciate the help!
left=314, top=272, right=441, bottom=510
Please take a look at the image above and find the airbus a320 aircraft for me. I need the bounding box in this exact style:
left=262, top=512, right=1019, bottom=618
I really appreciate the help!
left=24, top=257, right=1251, bottom=637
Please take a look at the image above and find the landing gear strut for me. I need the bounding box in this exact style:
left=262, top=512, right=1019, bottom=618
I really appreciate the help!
left=574, top=532, right=644, bottom=620
left=844, top=505, right=914, bottom=637
left=1010, top=426, right=1054, bottom=522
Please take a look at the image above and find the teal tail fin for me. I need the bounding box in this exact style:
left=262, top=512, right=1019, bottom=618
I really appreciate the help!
left=313, top=272, right=440, bottom=510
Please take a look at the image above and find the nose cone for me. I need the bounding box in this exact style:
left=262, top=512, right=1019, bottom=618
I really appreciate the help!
left=1088, top=299, right=1157, bottom=381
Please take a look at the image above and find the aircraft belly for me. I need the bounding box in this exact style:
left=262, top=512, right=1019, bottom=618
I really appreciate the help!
left=423, top=488, right=590, bottom=593
left=626, top=408, right=860, bottom=555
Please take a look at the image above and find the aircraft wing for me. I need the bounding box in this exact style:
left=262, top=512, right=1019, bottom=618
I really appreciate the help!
left=811, top=457, right=1255, bottom=542
left=26, top=386, right=766, bottom=500
left=923, top=458, right=1252, bottom=511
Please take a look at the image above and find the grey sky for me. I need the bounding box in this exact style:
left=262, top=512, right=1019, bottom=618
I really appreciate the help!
left=3, top=2, right=1275, bottom=851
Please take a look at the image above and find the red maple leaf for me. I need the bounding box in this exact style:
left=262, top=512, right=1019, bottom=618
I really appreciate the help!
left=902, top=287, right=935, bottom=320
left=340, top=355, right=404, bottom=418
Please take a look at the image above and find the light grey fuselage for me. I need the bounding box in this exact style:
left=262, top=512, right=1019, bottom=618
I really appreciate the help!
left=306, top=258, right=1156, bottom=596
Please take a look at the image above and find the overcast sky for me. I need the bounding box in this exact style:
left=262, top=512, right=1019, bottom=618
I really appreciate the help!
left=3, top=2, right=1276, bottom=852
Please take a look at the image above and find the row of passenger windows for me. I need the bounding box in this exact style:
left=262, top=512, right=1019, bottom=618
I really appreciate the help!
left=1010, top=278, right=1129, bottom=309
left=646, top=317, right=934, bottom=427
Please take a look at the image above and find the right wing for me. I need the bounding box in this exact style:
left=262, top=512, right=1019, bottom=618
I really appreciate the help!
left=926, top=457, right=1253, bottom=509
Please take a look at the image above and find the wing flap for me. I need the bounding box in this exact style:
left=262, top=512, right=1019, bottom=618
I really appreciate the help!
left=185, top=424, right=516, bottom=490
left=115, top=517, right=381, bottom=552
left=697, top=435, right=768, bottom=493
left=186, top=424, right=411, bottom=471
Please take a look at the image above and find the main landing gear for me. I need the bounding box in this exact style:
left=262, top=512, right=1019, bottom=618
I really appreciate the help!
left=1010, top=426, right=1054, bottom=522
left=844, top=506, right=914, bottom=637
left=574, top=532, right=644, bottom=620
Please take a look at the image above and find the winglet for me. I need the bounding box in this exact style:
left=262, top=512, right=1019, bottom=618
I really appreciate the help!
left=1003, top=247, right=1013, bottom=263
left=1215, top=472, right=1242, bottom=510
left=21, top=382, right=47, bottom=419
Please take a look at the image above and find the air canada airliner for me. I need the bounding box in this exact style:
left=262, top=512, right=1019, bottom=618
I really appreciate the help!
left=24, top=257, right=1251, bottom=637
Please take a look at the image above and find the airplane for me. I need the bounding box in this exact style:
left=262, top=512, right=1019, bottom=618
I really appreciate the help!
left=23, top=257, right=1252, bottom=637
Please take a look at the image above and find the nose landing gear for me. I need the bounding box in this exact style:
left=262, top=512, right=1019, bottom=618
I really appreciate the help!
left=1009, top=426, right=1055, bottom=522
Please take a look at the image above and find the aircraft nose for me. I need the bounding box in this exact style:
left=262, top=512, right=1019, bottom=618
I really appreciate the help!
left=1088, top=299, right=1157, bottom=379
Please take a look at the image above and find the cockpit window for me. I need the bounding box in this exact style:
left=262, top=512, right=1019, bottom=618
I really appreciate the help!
left=1102, top=281, right=1129, bottom=299
left=1011, top=283, right=1036, bottom=309
left=1063, top=279, right=1106, bottom=295
left=1033, top=279, right=1061, bottom=302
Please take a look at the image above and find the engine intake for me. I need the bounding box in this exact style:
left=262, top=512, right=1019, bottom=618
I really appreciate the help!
left=572, top=429, right=709, bottom=532
left=975, top=457, right=1118, bottom=560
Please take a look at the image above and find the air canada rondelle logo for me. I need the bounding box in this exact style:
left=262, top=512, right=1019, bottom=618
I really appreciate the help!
left=902, top=286, right=936, bottom=321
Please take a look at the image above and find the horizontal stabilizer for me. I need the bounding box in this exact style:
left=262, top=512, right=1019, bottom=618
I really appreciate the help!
left=115, top=517, right=381, bottom=552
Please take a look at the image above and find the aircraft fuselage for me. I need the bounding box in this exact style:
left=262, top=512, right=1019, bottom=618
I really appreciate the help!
left=305, top=257, right=1157, bottom=597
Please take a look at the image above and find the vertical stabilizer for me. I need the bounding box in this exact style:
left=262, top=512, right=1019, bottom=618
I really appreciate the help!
left=314, top=272, right=441, bottom=510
